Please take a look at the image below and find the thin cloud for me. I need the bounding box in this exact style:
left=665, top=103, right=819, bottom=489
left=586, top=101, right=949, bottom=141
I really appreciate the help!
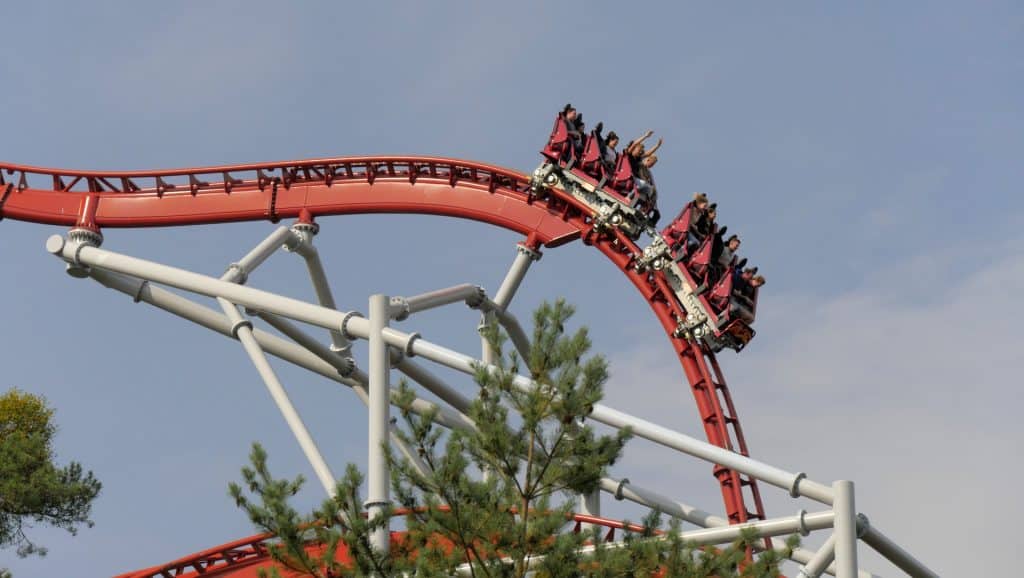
left=604, top=236, right=1024, bottom=576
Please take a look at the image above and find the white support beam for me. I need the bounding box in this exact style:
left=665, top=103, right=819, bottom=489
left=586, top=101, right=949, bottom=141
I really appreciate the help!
left=861, top=525, right=939, bottom=578
left=216, top=228, right=339, bottom=497
left=249, top=309, right=354, bottom=376
left=833, top=481, right=858, bottom=578
left=52, top=238, right=835, bottom=505
left=479, top=298, right=532, bottom=360
left=600, top=477, right=869, bottom=578
left=219, top=297, right=339, bottom=497
left=286, top=222, right=352, bottom=354
left=671, top=510, right=834, bottom=547
left=394, top=358, right=473, bottom=415
left=482, top=243, right=540, bottom=368
left=493, top=243, right=541, bottom=309
left=375, top=326, right=836, bottom=506
left=798, top=533, right=837, bottom=578
left=367, top=294, right=391, bottom=554
left=396, top=284, right=484, bottom=318
left=453, top=510, right=836, bottom=576
left=52, top=237, right=937, bottom=578
left=225, top=225, right=294, bottom=284
left=82, top=267, right=472, bottom=436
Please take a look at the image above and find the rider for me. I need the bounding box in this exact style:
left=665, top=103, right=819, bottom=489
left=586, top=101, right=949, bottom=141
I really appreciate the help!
left=563, top=104, right=585, bottom=158
left=662, top=192, right=708, bottom=254
left=718, top=234, right=741, bottom=268
left=602, top=131, right=620, bottom=171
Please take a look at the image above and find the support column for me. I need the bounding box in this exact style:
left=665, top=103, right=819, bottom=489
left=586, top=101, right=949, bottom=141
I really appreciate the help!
left=367, top=294, right=391, bottom=554
left=212, top=226, right=339, bottom=497
left=493, top=243, right=542, bottom=308
left=287, top=218, right=352, bottom=354
left=573, top=417, right=600, bottom=533
left=481, top=242, right=541, bottom=364
left=578, top=491, right=601, bottom=533
left=833, top=481, right=858, bottom=578
left=797, top=533, right=837, bottom=578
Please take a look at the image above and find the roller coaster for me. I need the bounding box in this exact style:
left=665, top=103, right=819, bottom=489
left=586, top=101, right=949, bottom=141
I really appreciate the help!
left=0, top=119, right=935, bottom=577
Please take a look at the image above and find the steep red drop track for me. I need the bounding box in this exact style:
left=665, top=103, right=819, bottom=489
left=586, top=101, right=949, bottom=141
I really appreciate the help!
left=0, top=156, right=768, bottom=547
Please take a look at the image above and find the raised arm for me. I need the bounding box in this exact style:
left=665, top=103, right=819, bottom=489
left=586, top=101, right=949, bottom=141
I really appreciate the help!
left=644, top=137, right=663, bottom=157
left=626, top=130, right=655, bottom=156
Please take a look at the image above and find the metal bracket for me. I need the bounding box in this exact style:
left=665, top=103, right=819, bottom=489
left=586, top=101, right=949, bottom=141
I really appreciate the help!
left=614, top=478, right=630, bottom=501
left=341, top=311, right=365, bottom=339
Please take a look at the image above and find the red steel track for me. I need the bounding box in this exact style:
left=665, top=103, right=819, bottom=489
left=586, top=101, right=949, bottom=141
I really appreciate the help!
left=0, top=155, right=768, bottom=549
left=115, top=511, right=655, bottom=578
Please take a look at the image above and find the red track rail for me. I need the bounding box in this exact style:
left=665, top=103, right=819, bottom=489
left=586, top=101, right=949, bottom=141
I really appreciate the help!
left=0, top=155, right=766, bottom=536
left=115, top=511, right=656, bottom=578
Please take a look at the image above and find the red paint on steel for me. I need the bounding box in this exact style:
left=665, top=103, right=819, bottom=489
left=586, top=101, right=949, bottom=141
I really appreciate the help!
left=115, top=511, right=651, bottom=578
left=0, top=154, right=766, bottom=547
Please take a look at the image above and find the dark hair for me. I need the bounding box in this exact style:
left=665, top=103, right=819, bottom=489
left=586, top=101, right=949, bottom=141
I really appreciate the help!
left=563, top=103, right=575, bottom=115
left=727, top=235, right=740, bottom=244
left=606, top=131, right=618, bottom=142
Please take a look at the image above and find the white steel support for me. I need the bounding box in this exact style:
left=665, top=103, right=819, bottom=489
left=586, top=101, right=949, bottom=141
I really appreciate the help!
left=397, top=284, right=484, bottom=317
left=225, top=225, right=294, bottom=284
left=47, top=238, right=837, bottom=504
left=798, top=534, right=837, bottom=578
left=250, top=309, right=354, bottom=376
left=577, top=491, right=601, bottom=532
left=573, top=419, right=600, bottom=534
left=600, top=477, right=867, bottom=578
left=48, top=236, right=937, bottom=578
left=861, top=525, right=939, bottom=578
left=79, top=267, right=473, bottom=436
left=394, top=358, right=473, bottom=415
left=602, top=477, right=724, bottom=528
left=216, top=228, right=339, bottom=497
left=494, top=243, right=541, bottom=308
left=479, top=298, right=532, bottom=360
left=453, top=510, right=838, bottom=577
left=482, top=243, right=540, bottom=367
left=221, top=300, right=338, bottom=497
left=286, top=222, right=351, bottom=354
left=367, top=294, right=391, bottom=554
left=670, top=510, right=834, bottom=547
left=376, top=327, right=837, bottom=505
left=480, top=310, right=499, bottom=366
left=833, top=481, right=858, bottom=578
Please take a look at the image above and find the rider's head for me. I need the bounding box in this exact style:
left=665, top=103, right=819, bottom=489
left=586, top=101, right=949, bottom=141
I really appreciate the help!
left=693, top=192, right=709, bottom=210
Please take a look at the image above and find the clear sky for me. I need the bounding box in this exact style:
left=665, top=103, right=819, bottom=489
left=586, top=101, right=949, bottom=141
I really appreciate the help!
left=1, top=2, right=1021, bottom=576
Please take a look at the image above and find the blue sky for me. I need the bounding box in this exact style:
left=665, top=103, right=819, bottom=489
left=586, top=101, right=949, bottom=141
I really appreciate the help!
left=1, top=3, right=1021, bottom=576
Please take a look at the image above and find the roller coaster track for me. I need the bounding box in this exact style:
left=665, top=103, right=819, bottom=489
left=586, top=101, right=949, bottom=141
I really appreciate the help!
left=115, top=510, right=652, bottom=578
left=0, top=155, right=768, bottom=529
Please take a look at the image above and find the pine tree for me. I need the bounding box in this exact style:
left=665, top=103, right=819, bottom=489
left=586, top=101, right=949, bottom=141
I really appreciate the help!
left=231, top=300, right=796, bottom=577
left=0, top=388, right=103, bottom=575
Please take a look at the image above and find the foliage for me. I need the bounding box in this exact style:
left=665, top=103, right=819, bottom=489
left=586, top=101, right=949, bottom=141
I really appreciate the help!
left=0, top=388, right=102, bottom=568
left=231, top=300, right=797, bottom=577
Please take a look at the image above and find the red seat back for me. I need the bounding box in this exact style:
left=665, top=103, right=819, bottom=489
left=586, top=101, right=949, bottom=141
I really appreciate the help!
left=608, top=152, right=634, bottom=195
left=709, top=265, right=735, bottom=312
left=579, top=132, right=604, bottom=178
left=687, top=234, right=714, bottom=281
left=541, top=114, right=570, bottom=162
left=661, top=204, right=692, bottom=245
